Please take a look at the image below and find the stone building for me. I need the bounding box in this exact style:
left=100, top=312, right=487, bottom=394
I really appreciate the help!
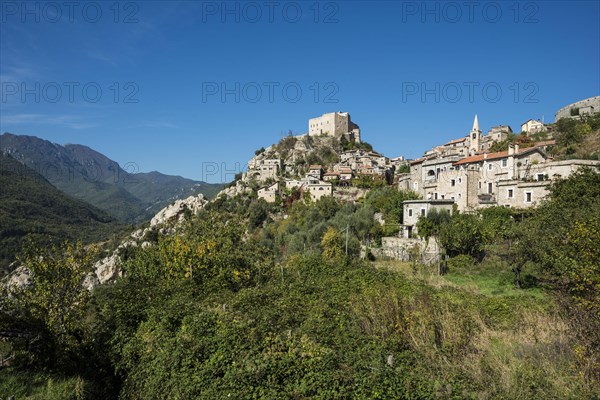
left=247, top=158, right=282, bottom=181
left=520, top=119, right=546, bottom=135
left=337, top=166, right=353, bottom=181
left=308, top=165, right=323, bottom=180
left=425, top=116, right=511, bottom=158
left=257, top=182, right=280, bottom=203
left=308, top=112, right=361, bottom=142
left=323, top=171, right=340, bottom=181
left=495, top=159, right=600, bottom=208
left=300, top=175, right=333, bottom=201
left=401, top=200, right=454, bottom=238
left=401, top=133, right=599, bottom=212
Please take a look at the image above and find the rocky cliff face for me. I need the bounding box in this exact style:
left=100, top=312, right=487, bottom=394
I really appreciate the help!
left=150, top=193, right=208, bottom=227
left=4, top=192, right=212, bottom=292
left=84, top=193, right=211, bottom=289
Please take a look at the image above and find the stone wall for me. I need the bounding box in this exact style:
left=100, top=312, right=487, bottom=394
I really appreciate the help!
left=372, top=236, right=440, bottom=265
left=332, top=187, right=370, bottom=202
left=555, top=96, right=600, bottom=121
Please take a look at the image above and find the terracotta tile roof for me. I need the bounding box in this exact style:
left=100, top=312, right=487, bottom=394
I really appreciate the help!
left=444, top=137, right=467, bottom=145
left=453, top=143, right=548, bottom=166
left=453, top=150, right=509, bottom=165
left=410, top=156, right=428, bottom=165
left=324, top=171, right=339, bottom=176
left=309, top=165, right=322, bottom=169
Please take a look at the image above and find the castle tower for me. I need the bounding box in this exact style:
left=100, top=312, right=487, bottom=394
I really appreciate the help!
left=469, top=114, right=482, bottom=154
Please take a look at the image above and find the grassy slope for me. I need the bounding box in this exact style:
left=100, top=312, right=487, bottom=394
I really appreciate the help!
left=373, top=258, right=592, bottom=398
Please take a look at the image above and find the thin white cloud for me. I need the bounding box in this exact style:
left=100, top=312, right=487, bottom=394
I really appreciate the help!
left=0, top=65, right=37, bottom=83
left=87, top=51, right=118, bottom=66
left=141, top=121, right=178, bottom=129
left=1, top=114, right=96, bottom=130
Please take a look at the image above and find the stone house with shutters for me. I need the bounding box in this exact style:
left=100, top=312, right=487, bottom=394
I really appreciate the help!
left=247, top=158, right=282, bottom=181
left=401, top=200, right=454, bottom=238
left=257, top=182, right=280, bottom=203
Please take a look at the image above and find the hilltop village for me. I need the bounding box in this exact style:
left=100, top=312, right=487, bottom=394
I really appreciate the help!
left=6, top=97, right=599, bottom=287
left=228, top=97, right=600, bottom=235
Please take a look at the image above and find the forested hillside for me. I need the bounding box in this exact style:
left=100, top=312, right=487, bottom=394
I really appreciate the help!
left=0, top=154, right=124, bottom=275
left=1, top=166, right=599, bottom=399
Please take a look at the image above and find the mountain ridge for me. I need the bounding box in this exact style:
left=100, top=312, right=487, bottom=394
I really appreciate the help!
left=0, top=132, right=224, bottom=222
left=0, top=153, right=124, bottom=275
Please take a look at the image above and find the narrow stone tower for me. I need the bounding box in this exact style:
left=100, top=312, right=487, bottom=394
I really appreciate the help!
left=469, top=114, right=482, bottom=154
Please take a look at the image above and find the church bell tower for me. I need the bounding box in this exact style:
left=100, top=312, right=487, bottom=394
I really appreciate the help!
left=469, top=114, right=482, bottom=154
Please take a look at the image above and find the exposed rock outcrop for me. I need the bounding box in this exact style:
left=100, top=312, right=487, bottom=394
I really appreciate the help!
left=3, top=265, right=31, bottom=291
left=150, top=193, right=208, bottom=227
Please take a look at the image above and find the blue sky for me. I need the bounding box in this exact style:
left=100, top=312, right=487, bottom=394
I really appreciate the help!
left=1, top=0, right=599, bottom=183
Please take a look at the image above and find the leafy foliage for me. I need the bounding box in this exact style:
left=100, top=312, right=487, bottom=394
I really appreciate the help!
left=551, top=114, right=600, bottom=159
left=513, top=167, right=600, bottom=380
left=3, top=169, right=600, bottom=399
left=365, top=188, right=420, bottom=235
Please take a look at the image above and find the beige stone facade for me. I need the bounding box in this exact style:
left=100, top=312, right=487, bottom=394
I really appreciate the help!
left=257, top=182, right=280, bottom=203
left=308, top=112, right=361, bottom=142
left=402, top=200, right=454, bottom=238
left=247, top=158, right=282, bottom=181
left=520, top=119, right=547, bottom=134
left=402, top=140, right=600, bottom=212
left=308, top=165, right=323, bottom=180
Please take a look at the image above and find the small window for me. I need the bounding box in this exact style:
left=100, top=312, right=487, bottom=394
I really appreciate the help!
left=488, top=182, right=493, bottom=194
left=525, top=192, right=532, bottom=203
left=478, top=182, right=482, bottom=189
left=451, top=179, right=456, bottom=187
left=488, top=164, right=493, bottom=171
left=537, top=174, right=544, bottom=181
left=458, top=193, right=462, bottom=199
left=421, top=209, right=426, bottom=217
left=434, top=193, right=438, bottom=199
left=502, top=159, right=507, bottom=167
left=508, top=189, right=514, bottom=198
left=458, top=177, right=462, bottom=184
left=408, top=209, right=413, bottom=217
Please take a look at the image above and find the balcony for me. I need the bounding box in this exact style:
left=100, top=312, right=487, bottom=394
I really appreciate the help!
left=478, top=193, right=497, bottom=204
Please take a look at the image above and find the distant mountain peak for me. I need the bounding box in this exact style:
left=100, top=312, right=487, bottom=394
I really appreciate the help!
left=0, top=133, right=224, bottom=223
